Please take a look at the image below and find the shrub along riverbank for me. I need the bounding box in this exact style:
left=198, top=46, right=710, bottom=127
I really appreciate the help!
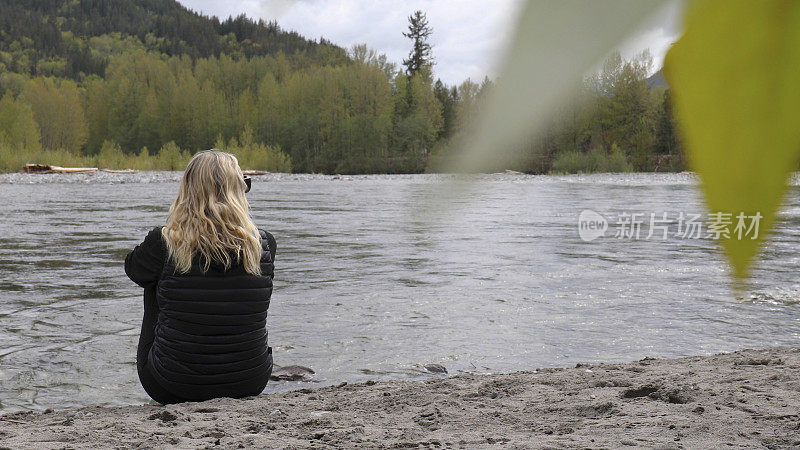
left=1, top=141, right=686, bottom=175
left=0, top=129, right=292, bottom=173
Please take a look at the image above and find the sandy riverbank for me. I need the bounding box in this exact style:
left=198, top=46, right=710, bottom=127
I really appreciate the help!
left=1, top=347, right=799, bottom=449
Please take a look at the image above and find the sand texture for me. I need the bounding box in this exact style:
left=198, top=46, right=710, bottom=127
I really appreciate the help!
left=1, top=347, right=799, bottom=449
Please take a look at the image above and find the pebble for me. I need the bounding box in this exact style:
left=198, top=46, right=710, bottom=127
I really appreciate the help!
left=270, top=365, right=315, bottom=382
left=424, top=364, right=448, bottom=374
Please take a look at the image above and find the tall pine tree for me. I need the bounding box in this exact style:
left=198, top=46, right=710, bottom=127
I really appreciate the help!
left=402, top=11, right=434, bottom=77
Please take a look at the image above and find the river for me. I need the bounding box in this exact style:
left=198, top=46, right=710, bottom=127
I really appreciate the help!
left=0, top=172, right=798, bottom=412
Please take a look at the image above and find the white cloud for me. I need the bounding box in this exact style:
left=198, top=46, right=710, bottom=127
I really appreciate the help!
left=178, top=0, right=680, bottom=84
left=617, top=0, right=684, bottom=72
left=266, top=0, right=526, bottom=85
left=180, top=0, right=522, bottom=85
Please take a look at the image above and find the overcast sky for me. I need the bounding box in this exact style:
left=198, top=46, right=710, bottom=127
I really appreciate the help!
left=178, top=0, right=682, bottom=85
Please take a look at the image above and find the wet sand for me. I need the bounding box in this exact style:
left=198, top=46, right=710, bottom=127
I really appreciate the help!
left=1, top=347, right=799, bottom=449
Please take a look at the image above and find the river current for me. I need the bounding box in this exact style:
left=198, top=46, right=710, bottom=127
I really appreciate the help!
left=0, top=172, right=797, bottom=412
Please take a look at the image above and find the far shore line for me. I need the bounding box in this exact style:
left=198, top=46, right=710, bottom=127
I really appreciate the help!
left=1, top=169, right=702, bottom=177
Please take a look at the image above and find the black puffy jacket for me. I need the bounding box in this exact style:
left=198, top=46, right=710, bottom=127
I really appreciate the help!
left=125, top=226, right=275, bottom=401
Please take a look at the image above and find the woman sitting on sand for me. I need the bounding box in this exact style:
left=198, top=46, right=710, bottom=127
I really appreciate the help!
left=125, top=150, right=276, bottom=404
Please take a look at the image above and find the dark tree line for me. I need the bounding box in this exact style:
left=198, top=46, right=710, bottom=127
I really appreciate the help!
left=0, top=0, right=345, bottom=80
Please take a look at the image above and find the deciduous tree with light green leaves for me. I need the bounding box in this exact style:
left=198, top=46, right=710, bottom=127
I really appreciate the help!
left=22, top=77, right=88, bottom=154
left=0, top=92, right=40, bottom=151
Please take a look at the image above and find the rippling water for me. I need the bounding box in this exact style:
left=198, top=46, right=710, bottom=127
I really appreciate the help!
left=0, top=172, right=798, bottom=412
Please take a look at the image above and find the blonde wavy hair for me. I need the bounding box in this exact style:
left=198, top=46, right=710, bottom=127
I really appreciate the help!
left=162, top=150, right=262, bottom=275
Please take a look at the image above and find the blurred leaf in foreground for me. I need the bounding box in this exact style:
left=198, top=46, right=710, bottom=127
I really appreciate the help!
left=664, top=0, right=800, bottom=280
left=437, top=0, right=666, bottom=174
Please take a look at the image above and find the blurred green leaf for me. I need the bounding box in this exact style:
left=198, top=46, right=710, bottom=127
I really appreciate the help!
left=664, top=0, right=800, bottom=279
left=442, top=0, right=665, bottom=174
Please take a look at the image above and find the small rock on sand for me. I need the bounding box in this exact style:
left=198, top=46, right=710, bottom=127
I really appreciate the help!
left=424, top=364, right=448, bottom=374
left=270, top=365, right=315, bottom=381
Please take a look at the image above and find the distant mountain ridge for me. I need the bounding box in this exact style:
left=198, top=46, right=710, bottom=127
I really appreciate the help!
left=646, top=69, right=669, bottom=88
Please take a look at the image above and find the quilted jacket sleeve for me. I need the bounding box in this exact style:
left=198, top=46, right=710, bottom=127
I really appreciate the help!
left=259, top=229, right=276, bottom=279
left=125, top=226, right=166, bottom=288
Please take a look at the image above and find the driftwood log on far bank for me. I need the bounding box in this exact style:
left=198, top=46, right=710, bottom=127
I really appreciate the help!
left=22, top=164, right=139, bottom=174
left=100, top=168, right=137, bottom=174
left=23, top=164, right=98, bottom=174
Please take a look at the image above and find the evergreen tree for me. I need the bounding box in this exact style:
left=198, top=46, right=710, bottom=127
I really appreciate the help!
left=654, top=89, right=680, bottom=154
left=433, top=79, right=457, bottom=140
left=402, top=11, right=434, bottom=77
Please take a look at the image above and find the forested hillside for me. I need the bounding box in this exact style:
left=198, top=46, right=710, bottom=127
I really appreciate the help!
left=0, top=0, right=343, bottom=79
left=0, top=1, right=683, bottom=174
